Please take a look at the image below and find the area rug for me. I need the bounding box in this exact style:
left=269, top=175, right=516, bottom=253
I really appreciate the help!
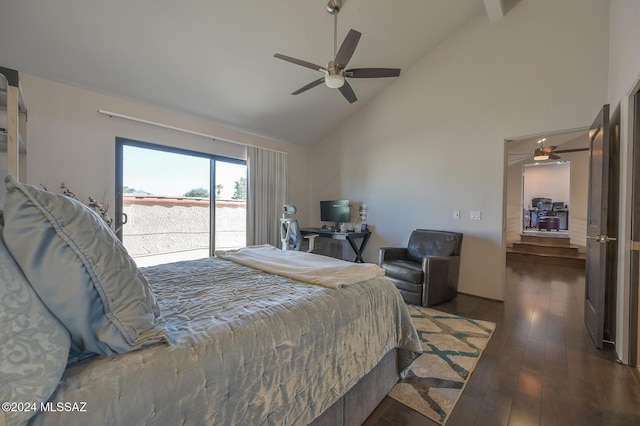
left=389, top=306, right=496, bottom=424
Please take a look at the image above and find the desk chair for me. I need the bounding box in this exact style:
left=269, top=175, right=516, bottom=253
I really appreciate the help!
left=280, top=205, right=318, bottom=252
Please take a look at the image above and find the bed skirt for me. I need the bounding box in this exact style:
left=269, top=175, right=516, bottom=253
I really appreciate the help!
left=310, top=348, right=399, bottom=426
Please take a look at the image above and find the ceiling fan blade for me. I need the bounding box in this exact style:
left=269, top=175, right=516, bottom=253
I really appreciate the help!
left=549, top=153, right=561, bottom=160
left=291, top=77, right=325, bottom=95
left=554, top=148, right=589, bottom=154
left=347, top=68, right=401, bottom=78
left=334, top=29, right=361, bottom=69
left=338, top=80, right=357, bottom=103
left=274, top=54, right=326, bottom=72
left=541, top=145, right=557, bottom=153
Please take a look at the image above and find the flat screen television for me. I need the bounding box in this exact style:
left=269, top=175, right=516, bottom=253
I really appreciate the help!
left=320, top=199, right=350, bottom=229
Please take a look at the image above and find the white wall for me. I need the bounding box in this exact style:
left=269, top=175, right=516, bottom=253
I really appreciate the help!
left=310, top=0, right=610, bottom=301
left=608, top=1, right=640, bottom=106
left=523, top=163, right=570, bottom=210
left=16, top=74, right=311, bottom=227
left=607, top=0, right=640, bottom=364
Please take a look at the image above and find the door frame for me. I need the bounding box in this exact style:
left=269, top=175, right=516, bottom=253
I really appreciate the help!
left=618, top=84, right=640, bottom=366
left=503, top=127, right=590, bottom=253
left=611, top=77, right=640, bottom=366
left=630, top=90, right=640, bottom=366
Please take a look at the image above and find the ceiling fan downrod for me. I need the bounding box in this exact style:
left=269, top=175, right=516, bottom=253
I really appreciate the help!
left=327, top=0, right=343, bottom=59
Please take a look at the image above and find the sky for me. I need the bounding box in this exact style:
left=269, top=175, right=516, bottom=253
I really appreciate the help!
left=123, top=145, right=246, bottom=199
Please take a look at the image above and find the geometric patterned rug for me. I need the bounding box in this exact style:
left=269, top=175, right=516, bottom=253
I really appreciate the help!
left=388, top=305, right=496, bottom=424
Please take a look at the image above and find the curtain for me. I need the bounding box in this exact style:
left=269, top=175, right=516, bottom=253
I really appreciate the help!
left=246, top=147, right=288, bottom=247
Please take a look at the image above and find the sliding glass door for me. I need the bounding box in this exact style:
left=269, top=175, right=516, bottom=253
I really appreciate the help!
left=115, top=139, right=246, bottom=266
left=214, top=161, right=247, bottom=251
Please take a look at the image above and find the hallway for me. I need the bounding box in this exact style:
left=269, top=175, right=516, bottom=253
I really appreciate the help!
left=365, top=260, right=640, bottom=425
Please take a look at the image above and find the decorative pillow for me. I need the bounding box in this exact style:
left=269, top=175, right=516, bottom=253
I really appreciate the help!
left=2, top=176, right=168, bottom=363
left=0, top=227, right=70, bottom=426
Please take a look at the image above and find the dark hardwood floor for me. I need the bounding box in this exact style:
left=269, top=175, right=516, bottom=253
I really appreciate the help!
left=364, top=259, right=640, bottom=426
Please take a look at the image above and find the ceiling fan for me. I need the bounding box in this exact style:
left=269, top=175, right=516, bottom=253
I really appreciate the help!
left=533, top=138, right=588, bottom=160
left=273, top=0, right=401, bottom=104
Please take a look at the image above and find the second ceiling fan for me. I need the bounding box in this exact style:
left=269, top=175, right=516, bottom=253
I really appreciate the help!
left=533, top=138, right=589, bottom=160
left=274, top=0, right=401, bottom=104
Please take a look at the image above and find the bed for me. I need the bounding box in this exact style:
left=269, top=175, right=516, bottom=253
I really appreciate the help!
left=0, top=177, right=421, bottom=426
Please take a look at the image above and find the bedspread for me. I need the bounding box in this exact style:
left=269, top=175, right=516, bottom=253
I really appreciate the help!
left=30, top=256, right=420, bottom=426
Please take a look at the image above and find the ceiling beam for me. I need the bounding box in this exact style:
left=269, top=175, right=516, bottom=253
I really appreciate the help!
left=483, top=0, right=505, bottom=22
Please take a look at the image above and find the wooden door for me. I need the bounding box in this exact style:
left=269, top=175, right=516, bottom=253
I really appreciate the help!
left=585, top=104, right=612, bottom=349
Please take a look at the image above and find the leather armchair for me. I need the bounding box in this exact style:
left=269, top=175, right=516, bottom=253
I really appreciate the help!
left=379, top=229, right=463, bottom=307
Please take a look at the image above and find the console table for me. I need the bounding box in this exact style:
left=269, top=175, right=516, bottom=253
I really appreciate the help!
left=300, top=228, right=371, bottom=263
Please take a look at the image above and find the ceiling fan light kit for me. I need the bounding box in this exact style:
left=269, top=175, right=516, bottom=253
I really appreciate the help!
left=274, top=0, right=401, bottom=103
left=325, top=73, right=345, bottom=88
left=533, top=148, right=550, bottom=161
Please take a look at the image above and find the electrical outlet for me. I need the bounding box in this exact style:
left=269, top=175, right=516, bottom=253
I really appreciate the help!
left=453, top=210, right=460, bottom=220
left=470, top=210, right=482, bottom=220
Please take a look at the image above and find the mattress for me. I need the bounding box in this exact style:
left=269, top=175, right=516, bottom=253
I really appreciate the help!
left=30, top=256, right=420, bottom=426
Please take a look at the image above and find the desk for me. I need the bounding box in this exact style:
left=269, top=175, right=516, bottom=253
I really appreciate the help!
left=527, top=209, right=569, bottom=230
left=300, top=228, right=371, bottom=263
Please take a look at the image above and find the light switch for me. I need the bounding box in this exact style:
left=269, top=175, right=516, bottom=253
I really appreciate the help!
left=470, top=210, right=482, bottom=220
left=453, top=210, right=460, bottom=220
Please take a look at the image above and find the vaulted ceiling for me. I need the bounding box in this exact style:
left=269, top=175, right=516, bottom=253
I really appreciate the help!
left=0, top=0, right=507, bottom=146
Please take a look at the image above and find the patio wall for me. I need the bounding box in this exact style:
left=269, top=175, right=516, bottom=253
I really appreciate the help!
left=122, top=195, right=246, bottom=259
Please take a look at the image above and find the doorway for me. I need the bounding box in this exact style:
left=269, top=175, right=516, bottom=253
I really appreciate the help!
left=522, top=161, right=571, bottom=234
left=505, top=129, right=590, bottom=265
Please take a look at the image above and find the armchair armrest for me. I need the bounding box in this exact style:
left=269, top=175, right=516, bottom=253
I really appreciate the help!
left=378, top=247, right=408, bottom=264
left=421, top=255, right=461, bottom=307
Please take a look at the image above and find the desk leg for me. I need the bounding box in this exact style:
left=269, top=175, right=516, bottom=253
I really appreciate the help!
left=347, top=233, right=371, bottom=263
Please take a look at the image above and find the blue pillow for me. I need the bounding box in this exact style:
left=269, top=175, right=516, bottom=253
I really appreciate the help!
left=2, top=177, right=168, bottom=362
left=0, top=229, right=70, bottom=426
